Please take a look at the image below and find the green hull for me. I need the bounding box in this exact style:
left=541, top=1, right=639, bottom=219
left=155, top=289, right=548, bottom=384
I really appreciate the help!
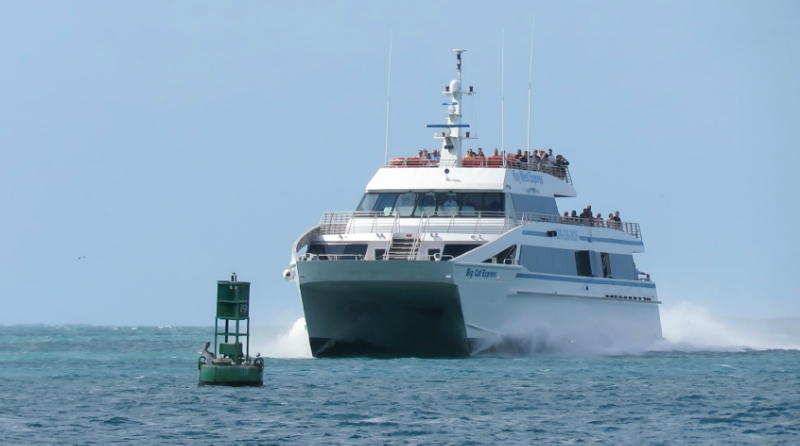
left=198, top=363, right=263, bottom=386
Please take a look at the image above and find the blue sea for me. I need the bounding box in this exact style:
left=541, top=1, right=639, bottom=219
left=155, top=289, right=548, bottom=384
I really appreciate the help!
left=1, top=325, right=799, bottom=445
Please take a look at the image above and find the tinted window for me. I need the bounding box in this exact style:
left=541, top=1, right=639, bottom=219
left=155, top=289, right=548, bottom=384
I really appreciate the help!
left=373, top=193, right=400, bottom=215
left=356, top=192, right=505, bottom=217
left=443, top=244, right=481, bottom=258
left=519, top=245, right=578, bottom=275
left=510, top=194, right=559, bottom=216
left=575, top=251, right=592, bottom=276
left=356, top=194, right=379, bottom=212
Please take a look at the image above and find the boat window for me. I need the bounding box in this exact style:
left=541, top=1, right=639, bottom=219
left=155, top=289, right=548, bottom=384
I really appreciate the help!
left=427, top=248, right=441, bottom=261
left=575, top=250, right=593, bottom=277
left=519, top=245, right=577, bottom=275
left=509, top=194, right=559, bottom=216
left=443, top=244, right=481, bottom=258
left=395, top=193, right=418, bottom=217
left=483, top=244, right=516, bottom=264
left=307, top=244, right=368, bottom=259
left=413, top=193, right=438, bottom=217
left=601, top=253, right=611, bottom=278
left=356, top=192, right=505, bottom=218
left=369, top=194, right=397, bottom=216
left=356, top=193, right=380, bottom=212
left=608, top=254, right=637, bottom=280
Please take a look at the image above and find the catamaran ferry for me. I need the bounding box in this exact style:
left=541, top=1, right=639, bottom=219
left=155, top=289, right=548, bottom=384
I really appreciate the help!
left=284, top=50, right=662, bottom=357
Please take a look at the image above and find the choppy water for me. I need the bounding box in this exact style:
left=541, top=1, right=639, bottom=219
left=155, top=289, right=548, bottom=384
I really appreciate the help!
left=1, top=325, right=799, bottom=445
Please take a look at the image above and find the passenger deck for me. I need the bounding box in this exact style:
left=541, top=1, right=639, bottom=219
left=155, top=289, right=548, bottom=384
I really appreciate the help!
left=387, top=157, right=573, bottom=185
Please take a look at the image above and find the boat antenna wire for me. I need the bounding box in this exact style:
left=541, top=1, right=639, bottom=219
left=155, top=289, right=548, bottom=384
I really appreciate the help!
left=526, top=15, right=535, bottom=154
left=502, top=29, right=506, bottom=168
left=383, top=30, right=393, bottom=165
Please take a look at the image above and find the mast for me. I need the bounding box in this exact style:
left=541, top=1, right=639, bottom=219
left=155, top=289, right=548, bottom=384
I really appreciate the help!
left=427, top=49, right=472, bottom=165
left=526, top=15, right=535, bottom=155
left=502, top=31, right=506, bottom=167
left=383, top=31, right=393, bottom=165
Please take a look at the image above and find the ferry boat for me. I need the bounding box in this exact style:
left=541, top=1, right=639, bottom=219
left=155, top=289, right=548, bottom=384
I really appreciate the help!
left=284, top=50, right=662, bottom=357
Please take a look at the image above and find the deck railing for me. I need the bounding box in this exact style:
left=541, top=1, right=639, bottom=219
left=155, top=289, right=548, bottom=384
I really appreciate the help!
left=318, top=211, right=642, bottom=240
left=385, top=158, right=572, bottom=185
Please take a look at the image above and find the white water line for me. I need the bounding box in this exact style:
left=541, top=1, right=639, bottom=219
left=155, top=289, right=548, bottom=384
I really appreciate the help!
left=383, top=31, right=393, bottom=165
left=526, top=15, right=535, bottom=154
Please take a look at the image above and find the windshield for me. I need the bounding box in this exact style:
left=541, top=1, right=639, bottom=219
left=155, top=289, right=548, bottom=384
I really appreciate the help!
left=355, top=192, right=504, bottom=217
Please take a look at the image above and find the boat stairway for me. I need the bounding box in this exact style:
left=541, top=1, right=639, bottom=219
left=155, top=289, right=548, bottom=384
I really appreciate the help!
left=386, top=236, right=419, bottom=260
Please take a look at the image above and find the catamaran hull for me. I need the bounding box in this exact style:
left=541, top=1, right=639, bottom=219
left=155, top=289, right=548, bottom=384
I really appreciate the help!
left=297, top=261, right=469, bottom=358
left=295, top=260, right=662, bottom=358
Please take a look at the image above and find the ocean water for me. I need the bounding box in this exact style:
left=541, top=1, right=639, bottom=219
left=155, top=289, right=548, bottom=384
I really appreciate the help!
left=1, top=321, right=799, bottom=445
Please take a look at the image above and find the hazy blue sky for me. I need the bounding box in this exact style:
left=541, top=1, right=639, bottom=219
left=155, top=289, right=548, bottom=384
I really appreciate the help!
left=1, top=1, right=798, bottom=326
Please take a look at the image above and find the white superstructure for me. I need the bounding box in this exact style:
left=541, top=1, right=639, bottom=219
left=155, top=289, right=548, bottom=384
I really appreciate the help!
left=285, top=50, right=662, bottom=357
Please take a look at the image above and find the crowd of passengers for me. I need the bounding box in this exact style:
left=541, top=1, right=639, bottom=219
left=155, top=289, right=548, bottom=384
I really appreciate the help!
left=563, top=205, right=625, bottom=229
left=413, top=148, right=569, bottom=170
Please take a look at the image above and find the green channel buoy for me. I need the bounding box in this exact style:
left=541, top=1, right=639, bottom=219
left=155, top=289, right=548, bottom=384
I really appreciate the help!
left=198, top=273, right=264, bottom=386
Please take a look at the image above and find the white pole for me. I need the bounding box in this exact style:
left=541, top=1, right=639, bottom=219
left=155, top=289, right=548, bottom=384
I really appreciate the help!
left=502, top=29, right=505, bottom=168
left=526, top=15, right=535, bottom=155
left=383, top=31, right=393, bottom=165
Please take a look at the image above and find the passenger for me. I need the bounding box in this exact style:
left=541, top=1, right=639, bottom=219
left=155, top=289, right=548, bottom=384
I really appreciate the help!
left=443, top=195, right=458, bottom=207
left=595, top=213, right=604, bottom=227
left=476, top=148, right=486, bottom=158
left=492, top=148, right=499, bottom=157
left=580, top=207, right=593, bottom=226
left=521, top=151, right=529, bottom=163
left=416, top=149, right=423, bottom=158
left=431, top=149, right=441, bottom=160
left=541, top=149, right=553, bottom=166
left=488, top=199, right=502, bottom=212
left=422, top=149, right=431, bottom=159
left=514, top=149, right=523, bottom=160
left=547, top=148, right=555, bottom=161
left=532, top=152, right=541, bottom=170
left=554, top=155, right=569, bottom=178
left=465, top=149, right=476, bottom=159
left=614, top=211, right=621, bottom=222
left=636, top=268, right=650, bottom=281
left=570, top=210, right=578, bottom=219
left=562, top=211, right=569, bottom=223
left=607, top=213, right=616, bottom=228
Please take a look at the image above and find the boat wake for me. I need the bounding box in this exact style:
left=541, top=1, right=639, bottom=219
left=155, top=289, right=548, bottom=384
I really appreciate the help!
left=471, top=302, right=800, bottom=356
left=254, top=304, right=799, bottom=359
left=652, top=302, right=800, bottom=353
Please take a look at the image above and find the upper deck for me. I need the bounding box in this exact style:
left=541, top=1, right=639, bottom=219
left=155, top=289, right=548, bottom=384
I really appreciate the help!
left=387, top=157, right=572, bottom=185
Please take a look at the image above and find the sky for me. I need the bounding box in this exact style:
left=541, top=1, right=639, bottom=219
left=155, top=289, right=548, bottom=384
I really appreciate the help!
left=1, top=1, right=798, bottom=326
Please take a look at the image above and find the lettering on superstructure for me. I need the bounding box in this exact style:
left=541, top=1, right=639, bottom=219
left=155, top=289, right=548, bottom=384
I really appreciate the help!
left=555, top=229, right=580, bottom=242
left=465, top=268, right=498, bottom=279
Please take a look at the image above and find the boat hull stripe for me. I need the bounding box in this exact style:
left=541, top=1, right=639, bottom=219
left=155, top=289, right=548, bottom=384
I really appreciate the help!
left=521, top=230, right=643, bottom=246
left=515, top=272, right=656, bottom=288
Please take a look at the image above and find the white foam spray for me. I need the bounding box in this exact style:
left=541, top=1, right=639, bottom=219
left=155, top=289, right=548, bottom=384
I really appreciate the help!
left=473, top=302, right=800, bottom=357
left=251, top=318, right=312, bottom=358
left=654, top=302, right=800, bottom=352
